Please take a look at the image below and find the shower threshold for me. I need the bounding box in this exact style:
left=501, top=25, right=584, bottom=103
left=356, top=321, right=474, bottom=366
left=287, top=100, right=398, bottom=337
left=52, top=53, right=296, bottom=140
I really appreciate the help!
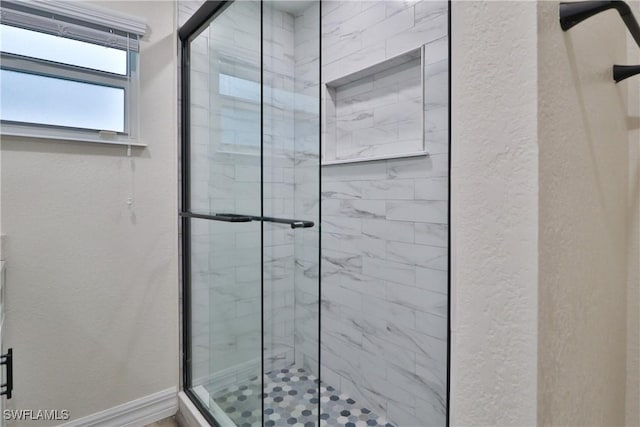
left=205, top=365, right=396, bottom=427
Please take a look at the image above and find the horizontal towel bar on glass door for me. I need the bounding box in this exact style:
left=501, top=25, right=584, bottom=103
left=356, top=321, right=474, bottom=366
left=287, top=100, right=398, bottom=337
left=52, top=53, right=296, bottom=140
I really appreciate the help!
left=261, top=216, right=315, bottom=229
left=180, top=212, right=253, bottom=222
left=180, top=212, right=314, bottom=229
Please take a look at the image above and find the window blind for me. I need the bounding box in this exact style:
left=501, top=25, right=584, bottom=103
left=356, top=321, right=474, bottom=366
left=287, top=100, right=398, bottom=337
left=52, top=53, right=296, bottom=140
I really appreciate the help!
left=0, top=0, right=146, bottom=52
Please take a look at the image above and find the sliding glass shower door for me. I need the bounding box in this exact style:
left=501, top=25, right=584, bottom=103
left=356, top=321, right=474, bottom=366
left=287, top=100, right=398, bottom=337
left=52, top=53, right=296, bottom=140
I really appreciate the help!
left=180, top=1, right=320, bottom=425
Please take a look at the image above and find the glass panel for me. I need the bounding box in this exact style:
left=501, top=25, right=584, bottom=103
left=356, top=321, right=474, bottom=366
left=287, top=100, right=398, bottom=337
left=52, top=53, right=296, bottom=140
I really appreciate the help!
left=0, top=69, right=125, bottom=132
left=189, top=218, right=262, bottom=424
left=0, top=24, right=128, bottom=75
left=189, top=1, right=261, bottom=217
left=187, top=2, right=263, bottom=425
left=262, top=0, right=321, bottom=425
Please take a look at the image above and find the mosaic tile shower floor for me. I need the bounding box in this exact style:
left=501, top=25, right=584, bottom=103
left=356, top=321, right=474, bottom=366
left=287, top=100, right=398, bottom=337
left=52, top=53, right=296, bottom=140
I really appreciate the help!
left=207, top=366, right=396, bottom=427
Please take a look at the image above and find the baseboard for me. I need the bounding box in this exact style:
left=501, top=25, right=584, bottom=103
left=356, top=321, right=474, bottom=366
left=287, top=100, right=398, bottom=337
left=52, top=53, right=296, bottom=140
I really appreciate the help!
left=177, top=392, right=211, bottom=427
left=60, top=387, right=178, bottom=427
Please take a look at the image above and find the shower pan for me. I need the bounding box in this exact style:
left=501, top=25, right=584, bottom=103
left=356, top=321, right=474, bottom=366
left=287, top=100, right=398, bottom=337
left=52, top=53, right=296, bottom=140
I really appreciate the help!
left=179, top=1, right=450, bottom=426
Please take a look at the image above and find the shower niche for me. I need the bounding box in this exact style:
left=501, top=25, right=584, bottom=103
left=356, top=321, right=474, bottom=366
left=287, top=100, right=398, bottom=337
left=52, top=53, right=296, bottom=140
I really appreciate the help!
left=322, top=46, right=427, bottom=165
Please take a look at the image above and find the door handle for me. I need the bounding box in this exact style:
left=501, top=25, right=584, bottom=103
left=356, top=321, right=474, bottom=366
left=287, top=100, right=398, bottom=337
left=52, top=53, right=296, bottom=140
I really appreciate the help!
left=1, top=348, right=13, bottom=399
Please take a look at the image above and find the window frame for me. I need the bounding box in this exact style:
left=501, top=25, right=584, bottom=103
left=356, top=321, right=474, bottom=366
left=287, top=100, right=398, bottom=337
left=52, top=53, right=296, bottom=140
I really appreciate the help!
left=0, top=1, right=146, bottom=147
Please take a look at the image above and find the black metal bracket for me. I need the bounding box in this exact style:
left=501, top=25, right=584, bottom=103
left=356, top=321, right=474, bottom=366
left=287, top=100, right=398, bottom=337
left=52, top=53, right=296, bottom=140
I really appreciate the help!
left=1, top=348, right=13, bottom=400
left=560, top=1, right=640, bottom=83
left=614, top=64, right=640, bottom=82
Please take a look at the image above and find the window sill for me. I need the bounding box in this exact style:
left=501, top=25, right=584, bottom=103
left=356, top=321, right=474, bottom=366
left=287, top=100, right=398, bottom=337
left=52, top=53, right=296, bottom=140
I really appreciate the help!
left=0, top=124, right=147, bottom=147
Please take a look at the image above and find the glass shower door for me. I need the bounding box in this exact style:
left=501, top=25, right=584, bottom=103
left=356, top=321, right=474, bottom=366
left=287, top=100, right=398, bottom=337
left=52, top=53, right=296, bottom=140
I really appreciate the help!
left=183, top=1, right=263, bottom=424
left=180, top=1, right=320, bottom=426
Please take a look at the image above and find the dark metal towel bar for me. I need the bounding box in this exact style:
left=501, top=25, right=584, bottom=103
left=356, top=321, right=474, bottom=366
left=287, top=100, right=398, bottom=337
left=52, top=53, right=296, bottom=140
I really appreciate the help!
left=180, top=212, right=314, bottom=229
left=180, top=212, right=253, bottom=222
left=560, top=1, right=640, bottom=83
left=261, top=216, right=315, bottom=229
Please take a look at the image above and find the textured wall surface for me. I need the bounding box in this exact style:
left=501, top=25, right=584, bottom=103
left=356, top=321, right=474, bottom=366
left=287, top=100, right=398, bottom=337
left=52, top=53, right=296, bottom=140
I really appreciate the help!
left=450, top=2, right=539, bottom=425
left=538, top=1, right=630, bottom=425
left=452, top=1, right=636, bottom=425
left=318, top=1, right=449, bottom=425
left=1, top=1, right=179, bottom=424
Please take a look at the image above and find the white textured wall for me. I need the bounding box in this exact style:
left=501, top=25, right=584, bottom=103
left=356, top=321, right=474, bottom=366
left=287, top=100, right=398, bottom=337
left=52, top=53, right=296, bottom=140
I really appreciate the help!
left=452, top=0, right=637, bottom=424
left=538, top=1, right=630, bottom=424
left=0, top=1, right=178, bottom=424
left=450, top=1, right=539, bottom=425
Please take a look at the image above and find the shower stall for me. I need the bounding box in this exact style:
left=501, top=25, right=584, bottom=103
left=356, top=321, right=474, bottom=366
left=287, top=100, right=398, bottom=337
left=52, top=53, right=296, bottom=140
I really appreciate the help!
left=179, top=1, right=450, bottom=426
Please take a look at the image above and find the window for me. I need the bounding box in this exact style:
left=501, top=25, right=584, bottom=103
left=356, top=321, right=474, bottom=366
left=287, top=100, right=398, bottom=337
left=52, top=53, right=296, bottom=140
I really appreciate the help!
left=0, top=1, right=146, bottom=145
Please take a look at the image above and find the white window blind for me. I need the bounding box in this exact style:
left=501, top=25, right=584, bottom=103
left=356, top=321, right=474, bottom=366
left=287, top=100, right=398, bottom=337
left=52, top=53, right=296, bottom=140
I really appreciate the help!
left=0, top=0, right=147, bottom=145
left=0, top=1, right=144, bottom=51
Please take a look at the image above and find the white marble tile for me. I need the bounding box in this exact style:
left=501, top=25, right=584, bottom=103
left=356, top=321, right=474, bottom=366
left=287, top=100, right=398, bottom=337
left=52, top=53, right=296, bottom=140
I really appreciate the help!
left=414, top=0, right=448, bottom=26
left=361, top=179, right=415, bottom=200
left=362, top=218, right=415, bottom=242
left=386, top=200, right=447, bottom=223
left=322, top=215, right=362, bottom=236
left=322, top=248, right=363, bottom=276
left=339, top=271, right=387, bottom=299
left=415, top=222, right=448, bottom=247
left=362, top=293, right=416, bottom=330
left=415, top=310, right=447, bottom=341
left=322, top=181, right=362, bottom=199
left=386, top=281, right=447, bottom=317
left=349, top=125, right=398, bottom=148
left=386, top=12, right=447, bottom=58
left=323, top=232, right=386, bottom=259
left=322, top=1, right=362, bottom=28
left=387, top=155, right=437, bottom=179
left=362, top=257, right=414, bottom=286
left=425, top=59, right=449, bottom=110
left=322, top=161, right=387, bottom=181
left=323, top=283, right=364, bottom=314
left=361, top=331, right=416, bottom=372
left=337, top=92, right=400, bottom=126
left=385, top=0, right=420, bottom=18
left=415, top=176, right=448, bottom=201
left=361, top=6, right=415, bottom=49
left=373, top=58, right=420, bottom=90
left=415, top=266, right=448, bottom=295
left=324, top=44, right=386, bottom=83
left=387, top=241, right=447, bottom=270
left=387, top=400, right=421, bottom=426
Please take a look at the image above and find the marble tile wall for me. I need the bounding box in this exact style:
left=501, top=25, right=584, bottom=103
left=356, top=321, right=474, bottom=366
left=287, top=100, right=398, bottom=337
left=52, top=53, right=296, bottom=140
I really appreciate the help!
left=316, top=1, right=449, bottom=425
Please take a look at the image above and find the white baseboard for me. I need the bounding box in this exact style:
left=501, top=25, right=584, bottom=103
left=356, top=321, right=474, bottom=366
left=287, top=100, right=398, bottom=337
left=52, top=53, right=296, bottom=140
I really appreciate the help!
left=60, top=387, right=178, bottom=427
left=177, top=392, right=211, bottom=427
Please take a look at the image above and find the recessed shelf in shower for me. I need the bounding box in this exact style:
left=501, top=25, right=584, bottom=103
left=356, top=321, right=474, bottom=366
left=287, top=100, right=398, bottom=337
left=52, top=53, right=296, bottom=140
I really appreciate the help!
left=322, top=46, right=428, bottom=165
